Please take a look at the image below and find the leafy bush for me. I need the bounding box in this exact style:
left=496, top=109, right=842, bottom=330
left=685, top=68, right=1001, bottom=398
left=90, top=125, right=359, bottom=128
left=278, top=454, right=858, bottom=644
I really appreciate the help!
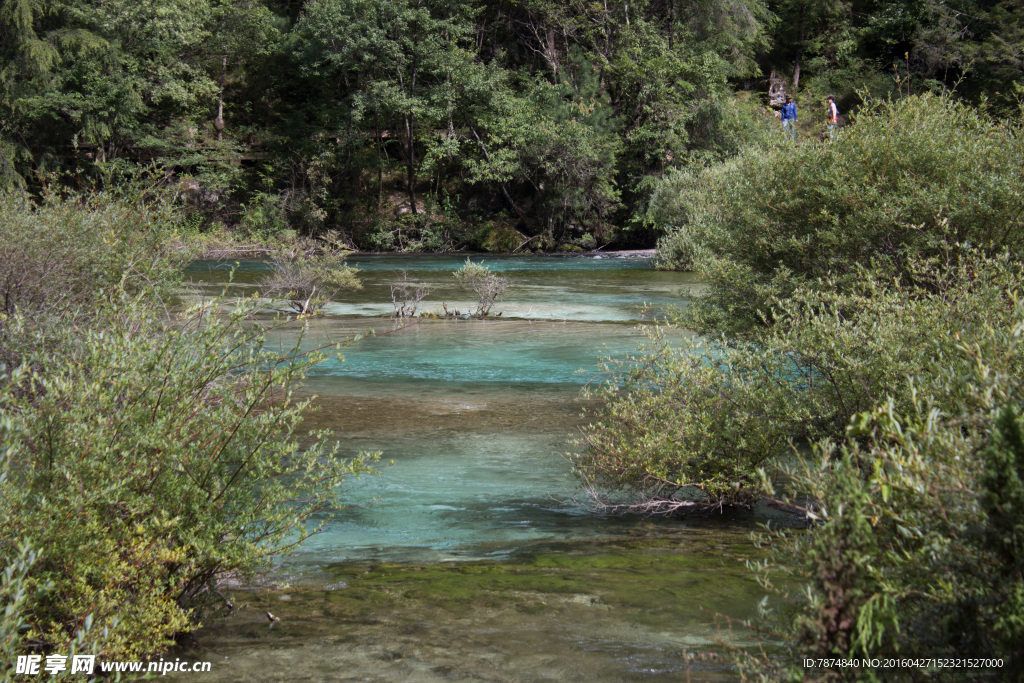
left=261, top=252, right=361, bottom=314
left=0, top=191, right=188, bottom=365
left=366, top=215, right=455, bottom=253
left=0, top=544, right=38, bottom=679
left=574, top=251, right=1024, bottom=514
left=0, top=295, right=376, bottom=661
left=453, top=259, right=509, bottom=317
left=648, top=161, right=737, bottom=271
left=655, top=93, right=1024, bottom=335
left=0, top=193, right=375, bottom=666
left=238, top=190, right=290, bottom=240
left=587, top=92, right=1024, bottom=673
left=743, top=315, right=1024, bottom=679
left=652, top=228, right=698, bottom=271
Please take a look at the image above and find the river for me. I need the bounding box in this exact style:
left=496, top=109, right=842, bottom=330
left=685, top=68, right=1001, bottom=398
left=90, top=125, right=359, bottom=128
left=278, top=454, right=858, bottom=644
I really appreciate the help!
left=173, top=255, right=774, bottom=681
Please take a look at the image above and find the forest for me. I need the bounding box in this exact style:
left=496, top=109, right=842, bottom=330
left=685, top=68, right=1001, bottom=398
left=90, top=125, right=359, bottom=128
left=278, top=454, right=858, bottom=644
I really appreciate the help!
left=2, top=0, right=1021, bottom=250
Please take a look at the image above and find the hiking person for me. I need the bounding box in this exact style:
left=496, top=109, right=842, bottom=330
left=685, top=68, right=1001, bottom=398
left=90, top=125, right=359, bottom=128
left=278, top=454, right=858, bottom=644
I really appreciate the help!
left=781, top=95, right=797, bottom=143
left=826, top=95, right=839, bottom=139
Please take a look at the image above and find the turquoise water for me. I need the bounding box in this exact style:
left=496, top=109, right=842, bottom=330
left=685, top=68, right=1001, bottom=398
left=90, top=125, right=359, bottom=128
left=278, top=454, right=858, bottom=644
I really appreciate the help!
left=271, top=316, right=677, bottom=567
left=186, top=254, right=703, bottom=321
left=175, top=255, right=769, bottom=681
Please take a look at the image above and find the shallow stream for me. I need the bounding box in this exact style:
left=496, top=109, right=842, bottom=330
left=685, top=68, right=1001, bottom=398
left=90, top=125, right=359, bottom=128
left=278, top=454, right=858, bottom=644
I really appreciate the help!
left=176, top=255, right=773, bottom=681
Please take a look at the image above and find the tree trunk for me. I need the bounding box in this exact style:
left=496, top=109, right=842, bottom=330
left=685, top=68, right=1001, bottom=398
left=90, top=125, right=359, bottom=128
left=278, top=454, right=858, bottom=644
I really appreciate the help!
left=794, top=20, right=805, bottom=91
left=406, top=112, right=417, bottom=214
left=214, top=54, right=227, bottom=140
left=376, top=121, right=384, bottom=208
left=406, top=58, right=418, bottom=215
left=343, top=108, right=353, bottom=184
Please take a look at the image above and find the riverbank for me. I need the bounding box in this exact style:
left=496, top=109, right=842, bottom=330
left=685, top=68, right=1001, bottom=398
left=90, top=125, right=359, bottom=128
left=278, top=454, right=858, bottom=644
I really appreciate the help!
left=189, top=240, right=657, bottom=261
left=179, top=224, right=658, bottom=261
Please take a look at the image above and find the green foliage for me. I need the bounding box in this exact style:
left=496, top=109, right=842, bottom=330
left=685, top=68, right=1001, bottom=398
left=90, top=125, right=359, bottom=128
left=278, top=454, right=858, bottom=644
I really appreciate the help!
left=0, top=0, right=1019, bottom=250
left=238, top=190, right=291, bottom=239
left=652, top=228, right=699, bottom=270
left=0, top=0, right=219, bottom=175
left=1, top=544, right=39, bottom=680
left=0, top=134, right=28, bottom=192
left=297, top=0, right=477, bottom=220
left=974, top=407, right=1024, bottom=674
left=743, top=315, right=1024, bottom=679
left=0, top=190, right=189, bottom=366
left=656, top=93, right=1024, bottom=334
left=587, top=93, right=1024, bottom=523
left=593, top=87, right=1024, bottom=674
left=576, top=251, right=1024, bottom=515
left=980, top=409, right=1024, bottom=575
left=764, top=0, right=1024, bottom=114
left=526, top=49, right=623, bottom=238
left=453, top=259, right=509, bottom=317
left=647, top=159, right=741, bottom=270
left=908, top=0, right=1024, bottom=113
left=0, top=0, right=786, bottom=248
left=364, top=201, right=461, bottom=252
left=261, top=251, right=361, bottom=314
left=0, top=193, right=375, bottom=664
left=1, top=296, right=376, bottom=660
left=574, top=330, right=786, bottom=513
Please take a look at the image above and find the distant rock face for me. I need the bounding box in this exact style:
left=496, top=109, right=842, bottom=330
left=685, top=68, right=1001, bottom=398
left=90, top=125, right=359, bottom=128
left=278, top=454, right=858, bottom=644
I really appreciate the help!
left=178, top=177, right=221, bottom=205
left=768, top=75, right=787, bottom=108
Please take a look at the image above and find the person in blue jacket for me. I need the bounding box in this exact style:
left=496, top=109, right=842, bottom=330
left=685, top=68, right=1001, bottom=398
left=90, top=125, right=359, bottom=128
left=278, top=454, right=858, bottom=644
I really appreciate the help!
left=781, top=95, right=797, bottom=142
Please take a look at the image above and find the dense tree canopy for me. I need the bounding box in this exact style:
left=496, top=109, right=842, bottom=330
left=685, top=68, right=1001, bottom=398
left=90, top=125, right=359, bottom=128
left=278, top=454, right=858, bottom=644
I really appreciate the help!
left=1, top=0, right=1020, bottom=249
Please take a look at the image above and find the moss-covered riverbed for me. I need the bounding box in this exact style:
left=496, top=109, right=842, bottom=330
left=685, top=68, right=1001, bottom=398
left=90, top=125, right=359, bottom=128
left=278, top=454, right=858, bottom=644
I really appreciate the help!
left=171, top=528, right=771, bottom=681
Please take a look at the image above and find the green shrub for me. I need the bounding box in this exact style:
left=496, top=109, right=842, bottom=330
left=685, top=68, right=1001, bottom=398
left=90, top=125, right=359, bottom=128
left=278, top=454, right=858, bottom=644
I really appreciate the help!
left=238, top=190, right=290, bottom=240
left=656, top=93, right=1024, bottom=335
left=0, top=295, right=376, bottom=661
left=366, top=212, right=456, bottom=253
left=0, top=193, right=375, bottom=664
left=743, top=341, right=1024, bottom=679
left=1, top=544, right=38, bottom=680
left=261, top=252, right=361, bottom=314
left=648, top=161, right=735, bottom=271
left=453, top=259, right=509, bottom=317
left=0, top=191, right=188, bottom=365
left=574, top=251, right=1024, bottom=514
left=652, top=228, right=699, bottom=271
left=582, top=93, right=1024, bottom=674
